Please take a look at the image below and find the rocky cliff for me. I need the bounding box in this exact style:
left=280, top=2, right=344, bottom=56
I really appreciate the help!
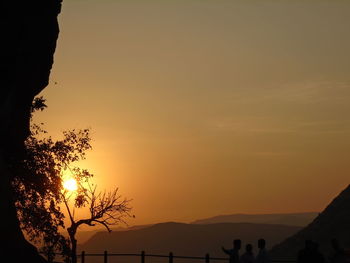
left=0, top=1, right=62, bottom=262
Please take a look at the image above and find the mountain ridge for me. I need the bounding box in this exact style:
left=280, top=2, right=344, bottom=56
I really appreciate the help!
left=192, top=212, right=318, bottom=226
left=79, top=221, right=301, bottom=263
left=75, top=212, right=317, bottom=244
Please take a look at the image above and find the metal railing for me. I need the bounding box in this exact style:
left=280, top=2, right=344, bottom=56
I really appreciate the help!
left=74, top=251, right=295, bottom=263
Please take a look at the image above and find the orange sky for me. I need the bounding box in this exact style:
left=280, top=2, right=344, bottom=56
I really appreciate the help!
left=36, top=0, right=350, bottom=226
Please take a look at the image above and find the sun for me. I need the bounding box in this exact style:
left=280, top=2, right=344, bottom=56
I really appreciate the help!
left=63, top=178, right=78, bottom=191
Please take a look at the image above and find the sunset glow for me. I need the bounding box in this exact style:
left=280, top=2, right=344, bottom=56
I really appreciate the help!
left=63, top=178, right=78, bottom=192
left=34, top=0, right=350, bottom=225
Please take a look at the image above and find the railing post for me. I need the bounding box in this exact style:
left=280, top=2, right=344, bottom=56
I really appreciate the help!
left=81, top=251, right=85, bottom=263
left=104, top=250, right=108, bottom=263
left=169, top=252, right=173, bottom=263
left=205, top=253, right=210, bottom=263
left=141, top=251, right=145, bottom=263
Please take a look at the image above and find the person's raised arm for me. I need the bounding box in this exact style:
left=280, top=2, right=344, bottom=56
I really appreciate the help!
left=222, top=246, right=230, bottom=255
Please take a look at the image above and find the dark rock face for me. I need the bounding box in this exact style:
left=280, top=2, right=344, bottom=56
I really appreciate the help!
left=0, top=1, right=62, bottom=262
left=270, top=185, right=350, bottom=259
left=1, top=0, right=61, bottom=152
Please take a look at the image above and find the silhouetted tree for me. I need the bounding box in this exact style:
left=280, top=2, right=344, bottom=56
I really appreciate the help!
left=10, top=97, right=91, bottom=261
left=62, top=180, right=132, bottom=263
left=12, top=98, right=132, bottom=263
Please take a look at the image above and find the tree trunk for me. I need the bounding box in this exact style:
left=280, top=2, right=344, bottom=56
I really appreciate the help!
left=68, top=227, right=78, bottom=263
left=0, top=1, right=62, bottom=262
left=71, top=238, right=78, bottom=263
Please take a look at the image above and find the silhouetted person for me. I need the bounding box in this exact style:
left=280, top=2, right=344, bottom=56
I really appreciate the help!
left=222, top=239, right=241, bottom=263
left=240, top=244, right=255, bottom=263
left=298, top=240, right=325, bottom=263
left=329, top=239, right=346, bottom=263
left=255, top=239, right=270, bottom=263
left=298, top=240, right=314, bottom=263
left=312, top=242, right=325, bottom=263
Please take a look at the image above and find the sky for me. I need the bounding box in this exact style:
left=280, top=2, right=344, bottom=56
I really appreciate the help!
left=36, top=0, right=350, bottom=226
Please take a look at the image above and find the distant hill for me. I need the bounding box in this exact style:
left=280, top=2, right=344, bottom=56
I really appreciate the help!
left=74, top=212, right=316, bottom=245
left=80, top=222, right=301, bottom=263
left=192, top=212, right=318, bottom=227
left=270, top=184, right=350, bottom=259
left=75, top=224, right=152, bottom=244
left=75, top=230, right=98, bottom=245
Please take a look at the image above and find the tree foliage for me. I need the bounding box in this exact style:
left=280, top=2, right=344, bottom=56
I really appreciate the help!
left=10, top=97, right=132, bottom=262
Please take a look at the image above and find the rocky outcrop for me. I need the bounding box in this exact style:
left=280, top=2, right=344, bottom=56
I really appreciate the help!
left=270, top=185, right=350, bottom=259
left=0, top=1, right=62, bottom=262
